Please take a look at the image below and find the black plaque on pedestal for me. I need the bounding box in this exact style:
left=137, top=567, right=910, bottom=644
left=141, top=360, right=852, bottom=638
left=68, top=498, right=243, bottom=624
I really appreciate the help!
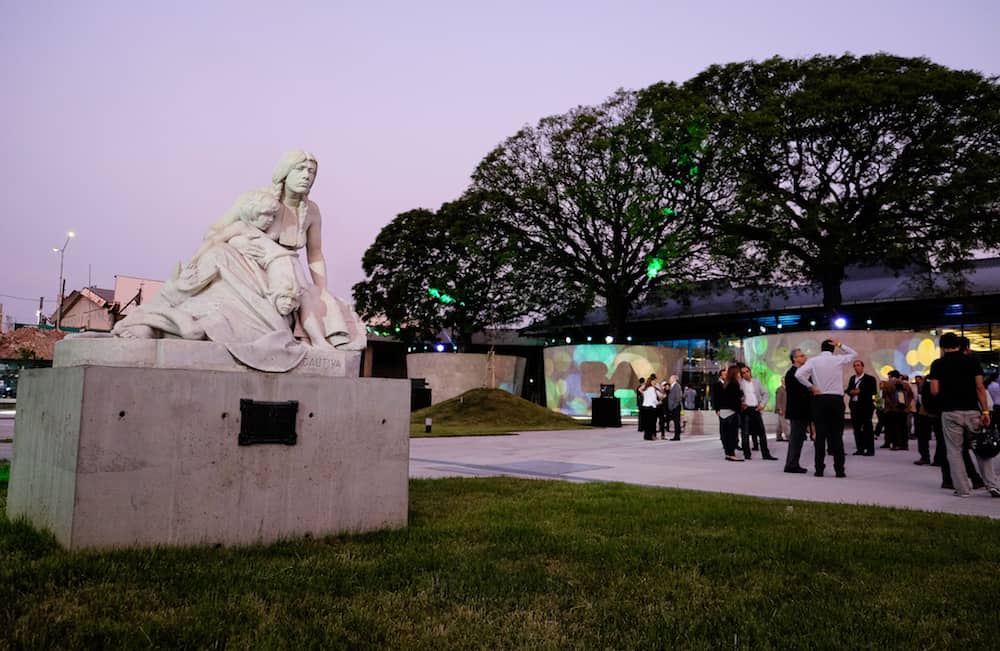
left=238, top=399, right=298, bottom=446
left=590, top=397, right=622, bottom=427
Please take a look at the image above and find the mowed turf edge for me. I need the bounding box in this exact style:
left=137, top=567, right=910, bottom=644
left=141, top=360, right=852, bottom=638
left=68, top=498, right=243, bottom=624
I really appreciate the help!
left=2, top=476, right=999, bottom=649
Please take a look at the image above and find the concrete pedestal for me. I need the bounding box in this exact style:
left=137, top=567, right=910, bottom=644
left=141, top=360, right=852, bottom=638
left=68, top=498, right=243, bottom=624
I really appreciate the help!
left=54, top=338, right=362, bottom=377
left=6, top=365, right=409, bottom=549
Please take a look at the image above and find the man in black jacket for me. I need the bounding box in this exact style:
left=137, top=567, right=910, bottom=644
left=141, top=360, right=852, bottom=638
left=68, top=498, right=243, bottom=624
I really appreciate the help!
left=845, top=360, right=878, bottom=456
left=783, top=348, right=812, bottom=473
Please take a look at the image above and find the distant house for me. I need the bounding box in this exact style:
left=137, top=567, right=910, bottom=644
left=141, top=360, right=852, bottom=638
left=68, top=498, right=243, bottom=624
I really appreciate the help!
left=55, top=287, right=117, bottom=331
left=51, top=275, right=164, bottom=331
left=111, top=275, right=164, bottom=319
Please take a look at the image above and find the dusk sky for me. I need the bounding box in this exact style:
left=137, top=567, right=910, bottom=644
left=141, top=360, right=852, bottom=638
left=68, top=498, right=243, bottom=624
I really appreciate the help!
left=2, top=0, right=999, bottom=325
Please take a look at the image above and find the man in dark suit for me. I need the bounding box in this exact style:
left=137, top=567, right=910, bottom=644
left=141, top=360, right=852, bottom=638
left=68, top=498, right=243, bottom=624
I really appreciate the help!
left=845, top=360, right=878, bottom=456
left=783, top=348, right=812, bottom=473
left=666, top=375, right=683, bottom=440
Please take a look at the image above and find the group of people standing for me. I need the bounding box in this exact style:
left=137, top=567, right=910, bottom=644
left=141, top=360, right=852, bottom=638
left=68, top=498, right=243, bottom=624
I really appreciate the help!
left=636, top=374, right=695, bottom=441
left=711, top=365, right=780, bottom=462
left=712, top=335, right=998, bottom=498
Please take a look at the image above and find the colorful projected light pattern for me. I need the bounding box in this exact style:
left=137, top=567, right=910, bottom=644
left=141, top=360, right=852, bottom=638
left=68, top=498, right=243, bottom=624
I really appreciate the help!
left=741, top=331, right=940, bottom=402
left=544, top=345, right=685, bottom=416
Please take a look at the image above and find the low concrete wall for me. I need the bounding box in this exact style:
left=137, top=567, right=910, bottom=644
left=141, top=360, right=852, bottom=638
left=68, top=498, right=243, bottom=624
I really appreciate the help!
left=407, top=353, right=526, bottom=405
left=7, top=365, right=409, bottom=549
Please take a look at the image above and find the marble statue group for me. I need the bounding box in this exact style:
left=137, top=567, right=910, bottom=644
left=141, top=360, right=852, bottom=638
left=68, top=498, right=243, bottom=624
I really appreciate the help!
left=110, top=150, right=366, bottom=371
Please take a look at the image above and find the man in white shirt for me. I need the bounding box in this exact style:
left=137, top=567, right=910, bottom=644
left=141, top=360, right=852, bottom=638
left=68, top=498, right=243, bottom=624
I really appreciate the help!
left=795, top=339, right=857, bottom=477
left=740, top=366, right=777, bottom=460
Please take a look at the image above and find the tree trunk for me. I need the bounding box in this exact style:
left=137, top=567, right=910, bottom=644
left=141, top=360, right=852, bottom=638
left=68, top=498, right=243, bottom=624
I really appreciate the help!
left=820, top=263, right=845, bottom=325
left=605, top=291, right=630, bottom=342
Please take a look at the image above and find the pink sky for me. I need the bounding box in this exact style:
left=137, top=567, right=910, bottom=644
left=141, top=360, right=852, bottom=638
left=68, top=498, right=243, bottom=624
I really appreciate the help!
left=2, top=0, right=999, bottom=325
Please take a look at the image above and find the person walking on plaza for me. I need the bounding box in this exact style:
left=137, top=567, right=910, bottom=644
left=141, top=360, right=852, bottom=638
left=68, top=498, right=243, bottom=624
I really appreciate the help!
left=845, top=360, right=877, bottom=456
left=929, top=332, right=999, bottom=498
left=666, top=375, right=683, bottom=440
left=795, top=339, right=857, bottom=477
left=774, top=377, right=789, bottom=442
left=783, top=348, right=812, bottom=473
left=740, top=366, right=777, bottom=460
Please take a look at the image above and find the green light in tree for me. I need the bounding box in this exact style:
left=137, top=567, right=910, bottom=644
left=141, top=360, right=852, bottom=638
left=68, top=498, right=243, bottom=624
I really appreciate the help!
left=688, top=165, right=699, bottom=176
left=674, top=179, right=682, bottom=185
left=662, top=207, right=675, bottom=216
left=646, top=257, right=665, bottom=278
left=428, top=287, right=458, bottom=305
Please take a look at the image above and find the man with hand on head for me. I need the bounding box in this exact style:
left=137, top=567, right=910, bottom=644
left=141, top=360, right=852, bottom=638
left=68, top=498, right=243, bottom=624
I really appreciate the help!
left=796, top=339, right=857, bottom=478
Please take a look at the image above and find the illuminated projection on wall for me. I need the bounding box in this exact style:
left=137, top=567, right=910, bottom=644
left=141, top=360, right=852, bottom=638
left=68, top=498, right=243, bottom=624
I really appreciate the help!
left=741, top=331, right=940, bottom=402
left=543, top=345, right=686, bottom=416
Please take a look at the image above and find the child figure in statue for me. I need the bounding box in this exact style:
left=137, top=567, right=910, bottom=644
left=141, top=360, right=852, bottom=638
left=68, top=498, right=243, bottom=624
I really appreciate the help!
left=177, top=190, right=328, bottom=346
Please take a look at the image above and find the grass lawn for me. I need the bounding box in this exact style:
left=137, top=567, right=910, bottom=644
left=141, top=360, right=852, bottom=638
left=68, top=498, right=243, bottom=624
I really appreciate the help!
left=411, top=388, right=587, bottom=437
left=2, top=477, right=999, bottom=649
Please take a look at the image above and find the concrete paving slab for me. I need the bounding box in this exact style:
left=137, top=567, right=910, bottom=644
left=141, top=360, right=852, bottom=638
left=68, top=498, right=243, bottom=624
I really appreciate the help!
left=0, top=416, right=12, bottom=460
left=411, top=427, right=1000, bottom=519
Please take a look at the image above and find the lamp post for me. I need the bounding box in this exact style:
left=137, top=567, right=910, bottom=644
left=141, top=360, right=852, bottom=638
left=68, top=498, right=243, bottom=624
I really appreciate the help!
left=53, top=231, right=75, bottom=330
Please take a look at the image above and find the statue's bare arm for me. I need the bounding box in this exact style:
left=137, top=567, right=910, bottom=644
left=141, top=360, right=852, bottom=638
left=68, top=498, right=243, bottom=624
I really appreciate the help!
left=305, top=209, right=327, bottom=289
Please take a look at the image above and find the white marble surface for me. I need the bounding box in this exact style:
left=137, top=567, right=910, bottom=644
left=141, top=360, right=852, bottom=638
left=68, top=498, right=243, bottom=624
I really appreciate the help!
left=54, top=338, right=361, bottom=378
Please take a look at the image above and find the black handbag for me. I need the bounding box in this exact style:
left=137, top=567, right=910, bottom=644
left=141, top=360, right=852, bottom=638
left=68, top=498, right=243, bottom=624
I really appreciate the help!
left=970, top=421, right=1000, bottom=459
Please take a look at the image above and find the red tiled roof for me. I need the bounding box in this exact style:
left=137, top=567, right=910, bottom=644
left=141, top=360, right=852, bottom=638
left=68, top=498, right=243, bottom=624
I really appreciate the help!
left=0, top=327, right=68, bottom=361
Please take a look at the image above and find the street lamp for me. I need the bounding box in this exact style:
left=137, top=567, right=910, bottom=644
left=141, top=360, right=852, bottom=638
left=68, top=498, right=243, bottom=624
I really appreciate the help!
left=53, top=231, right=75, bottom=330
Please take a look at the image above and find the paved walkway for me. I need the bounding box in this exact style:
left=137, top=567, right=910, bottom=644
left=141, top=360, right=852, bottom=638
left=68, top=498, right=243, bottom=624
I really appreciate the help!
left=4, top=410, right=996, bottom=518
left=0, top=412, right=13, bottom=461
left=411, top=427, right=1000, bottom=520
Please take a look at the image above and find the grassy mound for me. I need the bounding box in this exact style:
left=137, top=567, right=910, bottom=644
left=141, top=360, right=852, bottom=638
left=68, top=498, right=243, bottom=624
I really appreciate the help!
left=410, top=388, right=585, bottom=436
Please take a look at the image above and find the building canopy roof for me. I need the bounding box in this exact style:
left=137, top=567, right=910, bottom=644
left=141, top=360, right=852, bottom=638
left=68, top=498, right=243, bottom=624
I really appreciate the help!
left=526, top=257, right=1000, bottom=338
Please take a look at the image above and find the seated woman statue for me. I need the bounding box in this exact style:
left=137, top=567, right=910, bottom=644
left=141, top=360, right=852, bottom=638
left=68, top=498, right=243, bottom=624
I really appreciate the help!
left=205, top=149, right=366, bottom=351
left=111, top=150, right=366, bottom=371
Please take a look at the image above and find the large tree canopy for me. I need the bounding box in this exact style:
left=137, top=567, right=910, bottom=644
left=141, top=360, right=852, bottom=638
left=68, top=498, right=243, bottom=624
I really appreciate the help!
left=471, top=89, right=725, bottom=339
left=657, top=53, right=1000, bottom=316
left=356, top=54, right=1000, bottom=342
left=352, top=194, right=557, bottom=350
